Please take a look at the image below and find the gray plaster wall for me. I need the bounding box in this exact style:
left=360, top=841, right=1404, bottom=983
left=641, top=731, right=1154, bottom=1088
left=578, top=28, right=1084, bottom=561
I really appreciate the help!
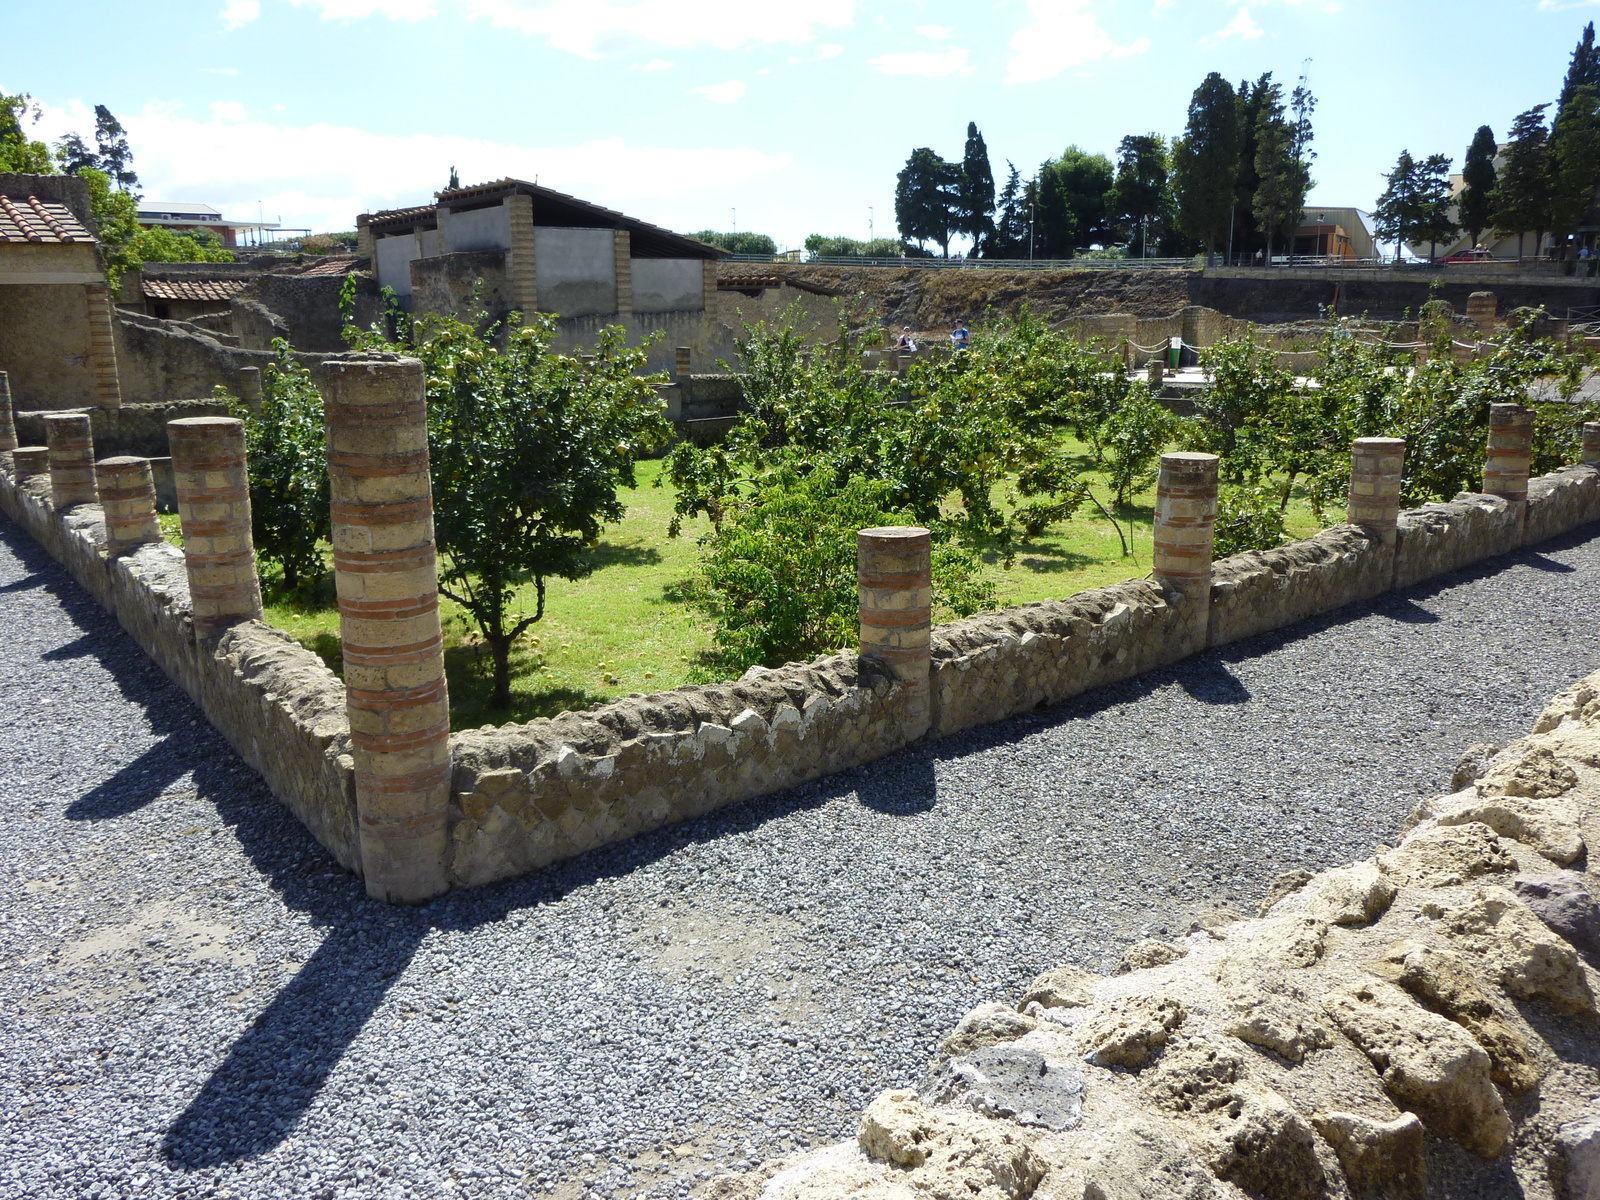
left=0, top=283, right=98, bottom=410
left=534, top=227, right=616, bottom=318
left=375, top=233, right=418, bottom=298
left=444, top=205, right=510, bottom=255
left=632, top=258, right=704, bottom=314
left=0, top=462, right=361, bottom=871
left=549, top=310, right=741, bottom=376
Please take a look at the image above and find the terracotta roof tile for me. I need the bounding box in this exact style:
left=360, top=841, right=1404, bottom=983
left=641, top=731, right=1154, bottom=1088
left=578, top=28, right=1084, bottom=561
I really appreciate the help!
left=0, top=195, right=96, bottom=245
left=141, top=277, right=248, bottom=302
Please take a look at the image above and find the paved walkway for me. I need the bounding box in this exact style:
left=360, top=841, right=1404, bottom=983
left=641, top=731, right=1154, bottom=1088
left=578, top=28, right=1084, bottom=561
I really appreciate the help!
left=4, top=516, right=1600, bottom=1200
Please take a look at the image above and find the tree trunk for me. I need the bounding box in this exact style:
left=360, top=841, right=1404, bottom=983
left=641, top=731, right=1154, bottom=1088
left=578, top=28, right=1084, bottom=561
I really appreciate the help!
left=489, top=634, right=513, bottom=708
left=283, top=560, right=298, bottom=590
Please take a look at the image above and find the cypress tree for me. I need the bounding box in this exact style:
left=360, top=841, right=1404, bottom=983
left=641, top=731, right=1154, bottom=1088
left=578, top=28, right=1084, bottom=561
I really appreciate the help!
left=1559, top=22, right=1600, bottom=118
left=1551, top=85, right=1600, bottom=253
left=1459, top=125, right=1498, bottom=251
left=958, top=122, right=996, bottom=256
left=1493, top=105, right=1554, bottom=260
left=1171, top=72, right=1240, bottom=264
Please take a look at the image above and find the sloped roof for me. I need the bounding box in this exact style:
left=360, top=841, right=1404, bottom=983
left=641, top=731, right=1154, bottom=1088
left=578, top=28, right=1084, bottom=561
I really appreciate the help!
left=369, top=178, right=727, bottom=259
left=0, top=194, right=96, bottom=245
left=141, top=277, right=249, bottom=302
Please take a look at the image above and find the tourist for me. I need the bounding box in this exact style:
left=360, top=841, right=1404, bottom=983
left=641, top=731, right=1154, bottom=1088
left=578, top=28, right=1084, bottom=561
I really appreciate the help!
left=950, top=319, right=970, bottom=350
left=896, top=327, right=917, bottom=352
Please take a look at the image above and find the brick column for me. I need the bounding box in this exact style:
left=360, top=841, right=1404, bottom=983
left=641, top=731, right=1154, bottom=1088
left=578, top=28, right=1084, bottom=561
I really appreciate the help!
left=613, top=229, right=633, bottom=317
left=84, top=283, right=123, bottom=410
left=702, top=259, right=718, bottom=315
left=1466, top=291, right=1498, bottom=333
left=1347, top=437, right=1406, bottom=547
left=505, top=193, right=538, bottom=317
left=237, top=367, right=262, bottom=413
left=12, top=446, right=50, bottom=482
left=318, top=353, right=450, bottom=904
left=42, top=413, right=98, bottom=509
left=1483, top=403, right=1534, bottom=504
left=0, top=370, right=15, bottom=451
left=675, top=347, right=692, bottom=380
left=1152, top=452, right=1218, bottom=652
left=168, top=417, right=263, bottom=637
left=1581, top=422, right=1600, bottom=466
left=96, top=456, right=161, bottom=556
left=356, top=213, right=374, bottom=262
left=858, top=526, right=932, bottom=741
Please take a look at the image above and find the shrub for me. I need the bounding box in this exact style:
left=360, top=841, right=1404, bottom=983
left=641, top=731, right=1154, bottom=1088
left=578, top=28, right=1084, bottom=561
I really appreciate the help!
left=1212, top=484, right=1286, bottom=558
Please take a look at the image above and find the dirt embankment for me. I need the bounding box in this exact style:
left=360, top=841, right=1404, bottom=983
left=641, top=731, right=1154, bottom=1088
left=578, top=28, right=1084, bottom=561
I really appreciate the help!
left=720, top=265, right=1195, bottom=333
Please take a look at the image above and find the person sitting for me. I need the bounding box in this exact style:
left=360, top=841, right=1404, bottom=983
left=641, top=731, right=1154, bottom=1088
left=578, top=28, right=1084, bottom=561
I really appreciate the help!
left=896, top=327, right=917, bottom=352
left=950, top=319, right=970, bottom=349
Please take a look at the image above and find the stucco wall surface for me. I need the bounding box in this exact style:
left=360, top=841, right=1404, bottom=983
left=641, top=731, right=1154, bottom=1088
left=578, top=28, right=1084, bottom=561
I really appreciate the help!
left=533, top=227, right=617, bottom=318
left=631, top=258, right=704, bottom=314
left=444, top=205, right=510, bottom=255
left=1207, top=525, right=1392, bottom=649
left=0, top=281, right=98, bottom=410
left=374, top=234, right=417, bottom=298
left=0, top=459, right=360, bottom=870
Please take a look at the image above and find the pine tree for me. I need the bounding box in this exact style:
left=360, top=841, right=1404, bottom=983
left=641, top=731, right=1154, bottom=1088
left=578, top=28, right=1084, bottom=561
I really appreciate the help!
left=1251, top=82, right=1311, bottom=265
left=896, top=147, right=960, bottom=257
left=957, top=122, right=996, bottom=256
left=1171, top=72, right=1240, bottom=263
left=1106, top=135, right=1170, bottom=256
left=1373, top=151, right=1422, bottom=263
left=1413, top=154, right=1458, bottom=261
left=1551, top=85, right=1600, bottom=253
left=1459, top=125, right=1498, bottom=251
left=1493, top=105, right=1554, bottom=260
left=1232, top=73, right=1274, bottom=261
left=989, top=162, right=1031, bottom=259
left=92, top=106, right=137, bottom=192
left=1559, top=22, right=1600, bottom=118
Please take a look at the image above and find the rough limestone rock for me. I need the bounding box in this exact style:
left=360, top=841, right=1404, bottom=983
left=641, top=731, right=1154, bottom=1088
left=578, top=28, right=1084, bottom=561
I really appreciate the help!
left=1076, top=993, right=1186, bottom=1068
left=1202, top=1087, right=1327, bottom=1200
left=1558, top=1113, right=1600, bottom=1200
left=1212, top=954, right=1331, bottom=1064
left=1019, top=964, right=1100, bottom=1011
left=1440, top=886, right=1596, bottom=1015
left=1258, top=868, right=1315, bottom=916
left=941, top=1002, right=1039, bottom=1057
left=1309, top=1110, right=1427, bottom=1198
left=1423, top=790, right=1587, bottom=865
left=1513, top=875, right=1600, bottom=963
left=1450, top=742, right=1503, bottom=792
left=1377, top=822, right=1517, bottom=889
left=1254, top=914, right=1330, bottom=969
left=857, top=1090, right=1047, bottom=1200
left=1305, top=860, right=1398, bottom=926
left=1114, top=939, right=1188, bottom=976
left=1478, top=743, right=1579, bottom=799
left=1141, top=1033, right=1244, bottom=1116
left=1080, top=1118, right=1217, bottom=1200
left=1322, top=979, right=1511, bottom=1158
left=918, top=1044, right=1085, bottom=1132
left=1376, top=940, right=1544, bottom=1092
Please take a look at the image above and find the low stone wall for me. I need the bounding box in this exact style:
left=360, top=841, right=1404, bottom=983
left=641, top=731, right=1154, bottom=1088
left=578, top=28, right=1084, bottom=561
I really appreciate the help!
left=1393, top=492, right=1526, bottom=590
left=1526, top=464, right=1600, bottom=547
left=14, top=398, right=230, bottom=459
left=0, top=459, right=360, bottom=870
left=718, top=668, right=1600, bottom=1200
left=1206, top=525, right=1391, bottom=649
left=446, top=653, right=919, bottom=888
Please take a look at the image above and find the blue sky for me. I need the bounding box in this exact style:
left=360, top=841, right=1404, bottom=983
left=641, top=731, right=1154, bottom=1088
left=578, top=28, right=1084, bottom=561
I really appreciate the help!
left=2, top=0, right=1593, bottom=249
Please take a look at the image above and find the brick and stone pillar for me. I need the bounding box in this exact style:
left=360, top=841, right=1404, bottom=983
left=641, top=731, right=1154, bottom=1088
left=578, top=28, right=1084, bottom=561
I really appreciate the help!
left=42, top=413, right=98, bottom=510
left=356, top=212, right=374, bottom=262
left=1466, top=291, right=1498, bottom=333
left=505, top=193, right=537, bottom=317
left=1347, top=437, right=1406, bottom=547
left=0, top=370, right=15, bottom=451
left=237, top=367, right=262, bottom=413
left=1582, top=422, right=1600, bottom=466
left=1483, top=403, right=1534, bottom=505
left=702, top=259, right=718, bottom=316
left=1152, top=452, right=1218, bottom=652
left=84, top=283, right=122, bottom=409
left=318, top=353, right=450, bottom=904
left=12, top=446, right=50, bottom=482
left=168, top=417, right=263, bottom=637
left=613, top=229, right=633, bottom=317
left=675, top=347, right=692, bottom=380
left=858, top=526, right=932, bottom=741
left=96, top=456, right=161, bottom=556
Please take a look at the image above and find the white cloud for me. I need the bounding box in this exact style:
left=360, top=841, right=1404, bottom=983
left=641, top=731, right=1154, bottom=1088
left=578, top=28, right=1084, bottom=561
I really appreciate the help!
left=691, top=80, right=746, bottom=103
left=1004, top=0, right=1149, bottom=84
left=870, top=49, right=974, bottom=77
left=632, top=57, right=675, bottom=70
left=287, top=0, right=437, bottom=18
left=211, top=101, right=248, bottom=121
left=30, top=98, right=791, bottom=234
left=915, top=24, right=951, bottom=38
left=219, top=0, right=259, bottom=27
left=458, top=0, right=853, bottom=58
left=1210, top=6, right=1262, bottom=39
left=816, top=43, right=844, bottom=58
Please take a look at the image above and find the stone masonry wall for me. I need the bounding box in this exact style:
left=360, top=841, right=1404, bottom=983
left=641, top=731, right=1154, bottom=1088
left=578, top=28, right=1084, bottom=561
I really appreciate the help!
left=1206, top=525, right=1392, bottom=649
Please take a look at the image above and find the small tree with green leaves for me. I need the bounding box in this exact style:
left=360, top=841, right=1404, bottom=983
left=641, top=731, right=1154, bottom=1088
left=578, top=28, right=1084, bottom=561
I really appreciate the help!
left=234, top=341, right=331, bottom=591
left=0, top=93, right=52, bottom=173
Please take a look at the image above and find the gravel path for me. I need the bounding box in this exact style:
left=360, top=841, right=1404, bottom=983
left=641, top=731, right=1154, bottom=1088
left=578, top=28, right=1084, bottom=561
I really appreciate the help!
left=4, top=517, right=1600, bottom=1200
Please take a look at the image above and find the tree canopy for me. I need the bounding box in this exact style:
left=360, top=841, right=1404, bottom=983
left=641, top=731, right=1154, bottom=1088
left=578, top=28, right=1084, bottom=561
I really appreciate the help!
left=957, top=122, right=996, bottom=255
left=895, top=146, right=962, bottom=256
left=1106, top=134, right=1171, bottom=256
left=1172, top=72, right=1240, bottom=261
left=0, top=93, right=52, bottom=173
left=692, top=229, right=778, bottom=255
left=1494, top=105, right=1555, bottom=259
left=1459, top=125, right=1498, bottom=250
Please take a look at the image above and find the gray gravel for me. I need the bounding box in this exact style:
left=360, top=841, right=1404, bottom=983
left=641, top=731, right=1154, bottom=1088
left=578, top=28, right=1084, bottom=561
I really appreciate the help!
left=4, top=517, right=1600, bottom=1200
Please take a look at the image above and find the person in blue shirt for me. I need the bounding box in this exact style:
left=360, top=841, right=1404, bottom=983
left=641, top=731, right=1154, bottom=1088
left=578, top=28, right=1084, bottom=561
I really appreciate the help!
left=950, top=319, right=971, bottom=349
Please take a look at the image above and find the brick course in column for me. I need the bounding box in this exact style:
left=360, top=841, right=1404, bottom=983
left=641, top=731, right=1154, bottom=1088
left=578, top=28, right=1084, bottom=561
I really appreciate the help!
left=168, top=417, right=263, bottom=637
left=675, top=347, right=692, bottom=379
left=1347, top=437, right=1406, bottom=546
left=613, top=229, right=633, bottom=316
left=702, top=259, right=718, bottom=316
left=506, top=193, right=538, bottom=317
left=1582, top=422, right=1600, bottom=466
left=1152, top=452, right=1218, bottom=648
left=96, top=456, right=161, bottom=556
left=1484, top=402, right=1535, bottom=504
left=237, top=367, right=262, bottom=413
left=318, top=353, right=451, bottom=904
left=42, top=413, right=98, bottom=509
left=858, top=526, right=932, bottom=740
left=12, top=446, right=49, bottom=481
left=84, top=283, right=123, bottom=409
left=0, top=370, right=15, bottom=451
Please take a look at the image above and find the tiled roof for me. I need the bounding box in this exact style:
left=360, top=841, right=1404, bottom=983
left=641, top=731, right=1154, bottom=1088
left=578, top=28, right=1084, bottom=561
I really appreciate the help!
left=0, top=194, right=95, bottom=245
left=283, top=254, right=365, bottom=277
left=141, top=277, right=248, bottom=302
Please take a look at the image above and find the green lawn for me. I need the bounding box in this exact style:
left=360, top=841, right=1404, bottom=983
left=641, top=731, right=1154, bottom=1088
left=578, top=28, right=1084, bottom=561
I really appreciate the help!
left=164, top=447, right=1327, bottom=730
